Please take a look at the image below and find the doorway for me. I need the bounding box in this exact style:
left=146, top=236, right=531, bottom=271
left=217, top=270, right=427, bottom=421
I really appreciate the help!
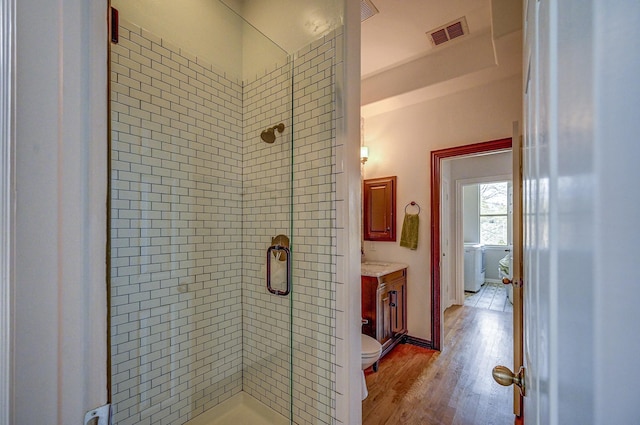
left=430, top=138, right=512, bottom=350
left=458, top=178, right=513, bottom=312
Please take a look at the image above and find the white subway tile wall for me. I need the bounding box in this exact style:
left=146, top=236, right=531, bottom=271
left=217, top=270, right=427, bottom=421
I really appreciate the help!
left=111, top=17, right=339, bottom=425
left=290, top=31, right=339, bottom=424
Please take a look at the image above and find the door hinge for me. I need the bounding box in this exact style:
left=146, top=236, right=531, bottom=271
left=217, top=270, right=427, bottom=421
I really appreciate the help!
left=84, top=404, right=110, bottom=425
left=110, top=7, right=119, bottom=44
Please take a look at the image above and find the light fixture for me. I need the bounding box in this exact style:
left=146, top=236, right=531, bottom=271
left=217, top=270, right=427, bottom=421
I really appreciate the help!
left=360, top=146, right=369, bottom=164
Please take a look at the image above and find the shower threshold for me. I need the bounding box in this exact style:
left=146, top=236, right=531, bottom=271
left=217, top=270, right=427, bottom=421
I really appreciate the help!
left=185, top=392, right=289, bottom=425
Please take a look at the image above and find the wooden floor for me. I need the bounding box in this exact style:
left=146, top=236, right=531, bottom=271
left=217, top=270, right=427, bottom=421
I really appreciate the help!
left=363, top=305, right=514, bottom=425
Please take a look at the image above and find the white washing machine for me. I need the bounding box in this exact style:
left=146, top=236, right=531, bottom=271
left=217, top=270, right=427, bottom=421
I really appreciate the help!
left=464, top=243, right=485, bottom=292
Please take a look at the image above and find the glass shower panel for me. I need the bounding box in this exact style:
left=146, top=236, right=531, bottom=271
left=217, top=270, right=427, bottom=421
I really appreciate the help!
left=241, top=20, right=295, bottom=420
left=109, top=2, right=293, bottom=424
left=242, top=60, right=294, bottom=419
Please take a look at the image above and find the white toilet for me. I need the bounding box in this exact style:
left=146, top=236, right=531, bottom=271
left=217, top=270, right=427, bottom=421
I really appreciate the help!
left=361, top=333, right=382, bottom=400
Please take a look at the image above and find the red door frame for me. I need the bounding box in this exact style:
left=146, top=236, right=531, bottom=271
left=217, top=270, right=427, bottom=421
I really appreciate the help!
left=430, top=138, right=512, bottom=350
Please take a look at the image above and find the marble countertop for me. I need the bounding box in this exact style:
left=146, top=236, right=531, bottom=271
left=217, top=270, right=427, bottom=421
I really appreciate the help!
left=361, top=261, right=408, bottom=277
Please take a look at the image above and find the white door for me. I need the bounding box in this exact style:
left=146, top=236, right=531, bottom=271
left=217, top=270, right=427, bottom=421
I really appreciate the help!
left=11, top=1, right=109, bottom=423
left=516, top=1, right=640, bottom=423
left=441, top=178, right=452, bottom=308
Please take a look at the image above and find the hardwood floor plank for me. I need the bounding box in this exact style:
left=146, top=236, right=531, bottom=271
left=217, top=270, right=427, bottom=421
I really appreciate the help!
left=363, top=305, right=514, bottom=425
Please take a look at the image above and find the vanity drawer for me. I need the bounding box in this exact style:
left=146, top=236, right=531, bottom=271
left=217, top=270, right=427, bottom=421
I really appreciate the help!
left=378, top=268, right=405, bottom=284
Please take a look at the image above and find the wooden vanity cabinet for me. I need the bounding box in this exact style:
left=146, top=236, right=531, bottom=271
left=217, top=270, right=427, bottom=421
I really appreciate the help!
left=361, top=268, right=408, bottom=358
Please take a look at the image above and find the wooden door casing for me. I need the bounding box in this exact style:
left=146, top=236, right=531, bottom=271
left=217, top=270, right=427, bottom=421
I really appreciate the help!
left=430, top=138, right=513, bottom=351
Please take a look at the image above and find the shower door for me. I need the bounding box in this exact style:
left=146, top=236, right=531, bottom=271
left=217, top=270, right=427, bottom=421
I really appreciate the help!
left=109, top=1, right=338, bottom=424
left=109, top=2, right=294, bottom=424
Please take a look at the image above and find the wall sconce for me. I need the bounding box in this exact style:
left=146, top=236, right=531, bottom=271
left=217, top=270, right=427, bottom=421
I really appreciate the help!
left=360, top=146, right=369, bottom=164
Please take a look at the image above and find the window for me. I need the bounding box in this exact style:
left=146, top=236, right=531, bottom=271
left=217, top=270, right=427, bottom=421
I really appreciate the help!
left=479, top=182, right=509, bottom=245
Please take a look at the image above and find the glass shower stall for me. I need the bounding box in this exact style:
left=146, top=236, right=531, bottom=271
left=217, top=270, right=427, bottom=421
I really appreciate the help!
left=108, top=1, right=342, bottom=423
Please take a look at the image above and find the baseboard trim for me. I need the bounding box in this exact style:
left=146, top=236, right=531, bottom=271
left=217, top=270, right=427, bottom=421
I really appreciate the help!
left=404, top=335, right=434, bottom=350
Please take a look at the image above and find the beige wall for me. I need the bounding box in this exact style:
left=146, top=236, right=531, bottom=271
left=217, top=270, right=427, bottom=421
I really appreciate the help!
left=110, top=0, right=288, bottom=81
left=361, top=74, right=522, bottom=341
left=110, top=0, right=343, bottom=82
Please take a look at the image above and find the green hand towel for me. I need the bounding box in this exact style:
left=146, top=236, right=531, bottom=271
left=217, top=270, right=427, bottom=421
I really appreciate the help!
left=400, top=213, right=419, bottom=250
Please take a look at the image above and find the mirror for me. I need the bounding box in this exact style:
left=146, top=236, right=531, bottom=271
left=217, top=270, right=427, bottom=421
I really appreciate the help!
left=363, top=176, right=397, bottom=241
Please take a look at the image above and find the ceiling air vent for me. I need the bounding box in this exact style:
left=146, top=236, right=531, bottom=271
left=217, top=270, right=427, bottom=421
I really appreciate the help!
left=361, top=0, right=379, bottom=22
left=427, top=17, right=469, bottom=47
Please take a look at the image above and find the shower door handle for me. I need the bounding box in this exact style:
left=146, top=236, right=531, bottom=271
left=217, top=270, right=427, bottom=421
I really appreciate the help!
left=266, top=245, right=291, bottom=296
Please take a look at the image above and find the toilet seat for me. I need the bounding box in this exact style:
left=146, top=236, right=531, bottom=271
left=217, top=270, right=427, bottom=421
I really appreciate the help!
left=361, top=334, right=382, bottom=365
left=361, top=334, right=382, bottom=400
left=361, top=334, right=381, bottom=356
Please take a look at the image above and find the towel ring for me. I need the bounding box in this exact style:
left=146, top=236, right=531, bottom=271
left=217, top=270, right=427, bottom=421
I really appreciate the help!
left=405, top=201, right=421, bottom=214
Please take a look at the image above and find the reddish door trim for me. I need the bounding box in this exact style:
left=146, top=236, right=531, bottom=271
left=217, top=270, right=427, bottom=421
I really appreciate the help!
left=430, top=138, right=512, bottom=350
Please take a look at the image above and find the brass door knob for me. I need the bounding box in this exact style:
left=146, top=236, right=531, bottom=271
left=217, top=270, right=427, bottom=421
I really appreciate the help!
left=492, top=365, right=526, bottom=396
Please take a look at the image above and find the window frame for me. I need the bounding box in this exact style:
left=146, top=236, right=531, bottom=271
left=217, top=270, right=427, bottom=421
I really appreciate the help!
left=478, top=181, right=511, bottom=246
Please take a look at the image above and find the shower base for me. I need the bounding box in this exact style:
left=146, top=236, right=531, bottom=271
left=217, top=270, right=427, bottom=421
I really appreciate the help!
left=185, top=392, right=289, bottom=425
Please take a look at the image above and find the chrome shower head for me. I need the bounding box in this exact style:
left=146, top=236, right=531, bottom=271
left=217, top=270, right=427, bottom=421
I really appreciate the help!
left=261, top=123, right=285, bottom=143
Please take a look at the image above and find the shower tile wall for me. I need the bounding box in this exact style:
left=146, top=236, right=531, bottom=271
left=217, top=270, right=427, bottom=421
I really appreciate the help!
left=110, top=19, right=244, bottom=425
left=111, top=16, right=338, bottom=425
left=291, top=32, right=338, bottom=424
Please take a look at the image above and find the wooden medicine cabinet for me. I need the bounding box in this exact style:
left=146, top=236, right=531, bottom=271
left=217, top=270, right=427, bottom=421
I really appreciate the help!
left=363, top=176, right=397, bottom=241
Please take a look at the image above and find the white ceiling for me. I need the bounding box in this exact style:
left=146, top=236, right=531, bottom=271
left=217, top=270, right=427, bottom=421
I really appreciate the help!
left=221, top=0, right=523, bottom=117
left=361, top=0, right=523, bottom=117
left=221, top=0, right=344, bottom=53
left=361, top=0, right=492, bottom=78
